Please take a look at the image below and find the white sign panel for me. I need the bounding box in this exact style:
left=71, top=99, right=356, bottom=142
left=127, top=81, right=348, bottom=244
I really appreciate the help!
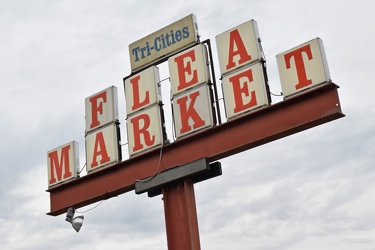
left=276, top=37, right=331, bottom=98
left=216, top=19, right=262, bottom=76
left=168, top=44, right=210, bottom=96
left=47, top=141, right=79, bottom=188
left=86, top=123, right=120, bottom=173
left=127, top=105, right=165, bottom=156
left=129, top=14, right=199, bottom=72
left=172, top=85, right=214, bottom=139
left=124, top=66, right=161, bottom=116
left=85, top=86, right=119, bottom=133
left=222, top=62, right=269, bottom=119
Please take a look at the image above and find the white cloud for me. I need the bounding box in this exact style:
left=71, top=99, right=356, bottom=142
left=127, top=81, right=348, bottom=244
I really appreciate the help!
left=1, top=0, right=375, bottom=249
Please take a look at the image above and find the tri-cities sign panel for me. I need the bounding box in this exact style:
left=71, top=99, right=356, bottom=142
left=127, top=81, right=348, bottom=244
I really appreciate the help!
left=129, top=14, right=199, bottom=72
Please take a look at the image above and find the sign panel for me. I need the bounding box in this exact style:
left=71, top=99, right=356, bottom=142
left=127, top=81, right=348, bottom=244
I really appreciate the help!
left=172, top=84, right=214, bottom=139
left=276, top=37, right=331, bottom=98
left=86, top=123, right=121, bottom=173
left=168, top=44, right=210, bottom=96
left=215, top=19, right=262, bottom=76
left=222, top=62, right=269, bottom=119
left=47, top=141, right=79, bottom=188
left=124, top=66, right=161, bottom=116
left=129, top=14, right=199, bottom=72
left=127, top=105, right=165, bottom=156
left=85, top=86, right=119, bottom=133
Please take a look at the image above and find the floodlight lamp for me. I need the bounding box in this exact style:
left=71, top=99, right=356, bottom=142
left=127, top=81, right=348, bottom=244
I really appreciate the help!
left=71, top=216, right=84, bottom=232
left=65, top=207, right=84, bottom=232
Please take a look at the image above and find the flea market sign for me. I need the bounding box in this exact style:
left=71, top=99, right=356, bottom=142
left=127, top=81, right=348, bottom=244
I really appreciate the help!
left=47, top=13, right=344, bottom=249
left=48, top=14, right=333, bottom=188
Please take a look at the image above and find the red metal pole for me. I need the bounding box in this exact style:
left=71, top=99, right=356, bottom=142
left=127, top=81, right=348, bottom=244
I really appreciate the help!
left=162, top=179, right=201, bottom=250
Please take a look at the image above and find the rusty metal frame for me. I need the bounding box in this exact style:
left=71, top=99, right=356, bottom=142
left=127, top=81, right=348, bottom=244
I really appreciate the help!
left=47, top=82, right=344, bottom=216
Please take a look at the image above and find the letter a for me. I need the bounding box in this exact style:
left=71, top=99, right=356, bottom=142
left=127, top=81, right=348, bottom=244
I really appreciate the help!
left=91, top=131, right=111, bottom=168
left=226, top=29, right=251, bottom=70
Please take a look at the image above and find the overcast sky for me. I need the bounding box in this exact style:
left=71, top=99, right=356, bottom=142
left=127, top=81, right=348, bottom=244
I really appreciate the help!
left=1, top=0, right=375, bottom=249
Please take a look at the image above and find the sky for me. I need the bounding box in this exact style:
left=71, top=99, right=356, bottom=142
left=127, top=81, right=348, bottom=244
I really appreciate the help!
left=1, top=0, right=375, bottom=249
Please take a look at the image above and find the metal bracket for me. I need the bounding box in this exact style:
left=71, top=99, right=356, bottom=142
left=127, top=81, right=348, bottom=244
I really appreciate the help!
left=135, top=158, right=222, bottom=197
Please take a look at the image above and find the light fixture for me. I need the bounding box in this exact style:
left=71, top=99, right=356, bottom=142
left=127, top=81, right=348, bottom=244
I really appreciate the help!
left=65, top=207, right=84, bottom=232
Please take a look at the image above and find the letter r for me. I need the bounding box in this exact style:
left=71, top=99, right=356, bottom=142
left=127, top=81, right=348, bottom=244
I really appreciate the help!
left=130, top=114, right=155, bottom=152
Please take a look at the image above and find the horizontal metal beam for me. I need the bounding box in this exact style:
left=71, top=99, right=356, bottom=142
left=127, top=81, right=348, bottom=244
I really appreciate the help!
left=47, top=82, right=344, bottom=216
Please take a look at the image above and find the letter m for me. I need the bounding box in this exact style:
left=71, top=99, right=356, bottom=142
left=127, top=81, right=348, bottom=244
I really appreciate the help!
left=47, top=142, right=78, bottom=186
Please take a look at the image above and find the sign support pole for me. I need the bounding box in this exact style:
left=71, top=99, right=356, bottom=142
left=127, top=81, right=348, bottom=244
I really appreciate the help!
left=163, top=179, right=201, bottom=250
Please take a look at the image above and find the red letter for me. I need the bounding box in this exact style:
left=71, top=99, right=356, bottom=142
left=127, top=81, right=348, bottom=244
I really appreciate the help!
left=284, top=44, right=313, bottom=90
left=48, top=145, right=72, bottom=185
left=176, top=91, right=206, bottom=134
left=229, top=69, right=257, bottom=113
left=91, top=131, right=111, bottom=168
left=226, top=29, right=251, bottom=70
left=130, top=114, right=155, bottom=152
left=130, top=75, right=150, bottom=111
left=173, top=50, right=198, bottom=91
left=89, top=91, right=107, bottom=129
